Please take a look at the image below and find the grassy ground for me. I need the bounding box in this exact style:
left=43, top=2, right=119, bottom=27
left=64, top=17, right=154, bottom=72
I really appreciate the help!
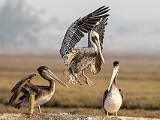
left=0, top=55, right=160, bottom=118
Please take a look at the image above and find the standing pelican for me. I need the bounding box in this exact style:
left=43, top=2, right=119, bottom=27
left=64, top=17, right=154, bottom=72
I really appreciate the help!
left=9, top=66, right=68, bottom=113
left=60, top=6, right=110, bottom=85
left=103, top=61, right=123, bottom=118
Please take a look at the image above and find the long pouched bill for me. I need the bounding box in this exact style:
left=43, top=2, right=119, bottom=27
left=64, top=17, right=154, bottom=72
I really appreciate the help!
left=108, top=66, right=119, bottom=91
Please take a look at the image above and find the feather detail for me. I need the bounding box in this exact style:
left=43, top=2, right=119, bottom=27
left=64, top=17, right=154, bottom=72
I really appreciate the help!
left=60, top=6, right=110, bottom=64
left=65, top=48, right=81, bottom=65
left=88, top=17, right=108, bottom=49
left=9, top=74, right=36, bottom=104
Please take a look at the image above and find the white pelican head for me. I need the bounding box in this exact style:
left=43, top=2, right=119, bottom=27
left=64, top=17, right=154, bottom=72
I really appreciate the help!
left=90, top=31, right=104, bottom=63
left=108, top=61, right=119, bottom=91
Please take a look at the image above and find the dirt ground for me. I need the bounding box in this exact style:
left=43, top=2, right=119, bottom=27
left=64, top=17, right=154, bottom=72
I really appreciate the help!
left=0, top=113, right=159, bottom=120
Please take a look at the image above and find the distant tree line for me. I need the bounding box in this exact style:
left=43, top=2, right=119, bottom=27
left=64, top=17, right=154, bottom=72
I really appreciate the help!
left=0, top=0, right=42, bottom=48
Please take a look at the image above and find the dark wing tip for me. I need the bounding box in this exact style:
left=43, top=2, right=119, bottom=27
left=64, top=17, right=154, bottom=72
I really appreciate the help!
left=11, top=74, right=36, bottom=93
left=9, top=90, right=20, bottom=104
left=60, top=6, right=110, bottom=62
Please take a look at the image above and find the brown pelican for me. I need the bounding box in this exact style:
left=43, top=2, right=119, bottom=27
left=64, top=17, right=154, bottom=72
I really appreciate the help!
left=60, top=6, right=110, bottom=85
left=103, top=61, right=123, bottom=118
left=9, top=66, right=68, bottom=113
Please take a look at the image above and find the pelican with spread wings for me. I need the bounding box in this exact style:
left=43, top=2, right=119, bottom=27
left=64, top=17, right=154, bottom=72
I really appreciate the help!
left=9, top=66, right=68, bottom=113
left=60, top=6, right=110, bottom=85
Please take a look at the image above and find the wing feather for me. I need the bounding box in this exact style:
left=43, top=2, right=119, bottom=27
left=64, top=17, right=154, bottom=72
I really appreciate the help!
left=88, top=17, right=109, bottom=73
left=88, top=17, right=108, bottom=48
left=89, top=54, right=102, bottom=74
left=103, top=89, right=108, bottom=107
left=9, top=89, right=20, bottom=104
left=9, top=74, right=36, bottom=104
left=11, top=74, right=36, bottom=93
left=92, top=6, right=109, bottom=14
left=25, top=82, right=41, bottom=93
left=60, top=6, right=110, bottom=63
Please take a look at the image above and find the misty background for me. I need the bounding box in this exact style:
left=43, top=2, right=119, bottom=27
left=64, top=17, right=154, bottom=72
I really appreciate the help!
left=0, top=0, right=160, bottom=56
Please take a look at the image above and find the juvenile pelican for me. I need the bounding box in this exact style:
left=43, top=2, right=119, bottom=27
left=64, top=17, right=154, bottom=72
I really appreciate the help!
left=60, top=6, right=110, bottom=85
left=103, top=61, right=123, bottom=118
left=9, top=66, right=68, bottom=113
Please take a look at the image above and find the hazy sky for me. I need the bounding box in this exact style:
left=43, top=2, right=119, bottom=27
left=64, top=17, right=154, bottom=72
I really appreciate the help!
left=26, top=0, right=160, bottom=21
left=1, top=0, right=159, bottom=22
left=0, top=0, right=160, bottom=55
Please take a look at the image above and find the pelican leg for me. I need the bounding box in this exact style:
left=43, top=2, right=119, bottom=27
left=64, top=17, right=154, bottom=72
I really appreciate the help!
left=82, top=71, right=95, bottom=85
left=115, top=112, right=118, bottom=118
left=105, top=111, right=109, bottom=118
left=38, top=106, right=42, bottom=114
left=29, top=94, right=35, bottom=114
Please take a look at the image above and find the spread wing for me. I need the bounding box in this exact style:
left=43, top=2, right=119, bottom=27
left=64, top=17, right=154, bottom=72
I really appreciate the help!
left=9, top=74, right=36, bottom=104
left=60, top=6, right=110, bottom=64
left=88, top=17, right=108, bottom=74
left=18, top=85, right=46, bottom=101
left=11, top=74, right=36, bottom=93
left=88, top=17, right=108, bottom=49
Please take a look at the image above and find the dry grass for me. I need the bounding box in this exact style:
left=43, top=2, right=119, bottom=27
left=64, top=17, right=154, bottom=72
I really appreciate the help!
left=0, top=55, right=160, bottom=118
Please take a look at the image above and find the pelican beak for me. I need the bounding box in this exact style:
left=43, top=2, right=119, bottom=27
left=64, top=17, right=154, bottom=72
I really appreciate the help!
left=108, top=65, right=119, bottom=90
left=95, top=40, right=105, bottom=63
left=45, top=69, right=69, bottom=88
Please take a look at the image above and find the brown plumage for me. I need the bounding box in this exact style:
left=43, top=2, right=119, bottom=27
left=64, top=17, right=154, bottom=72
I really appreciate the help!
left=88, top=17, right=108, bottom=74
left=9, top=66, right=68, bottom=113
left=9, top=74, right=37, bottom=104
left=103, top=61, right=123, bottom=118
left=60, top=6, right=109, bottom=85
left=60, top=6, right=109, bottom=62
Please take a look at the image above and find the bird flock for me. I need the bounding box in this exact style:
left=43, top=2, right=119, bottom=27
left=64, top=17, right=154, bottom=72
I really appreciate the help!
left=9, top=6, right=123, bottom=118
